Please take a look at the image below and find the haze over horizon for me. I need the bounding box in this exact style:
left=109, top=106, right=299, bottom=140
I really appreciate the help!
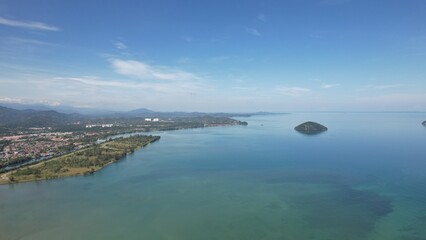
left=1, top=0, right=425, bottom=112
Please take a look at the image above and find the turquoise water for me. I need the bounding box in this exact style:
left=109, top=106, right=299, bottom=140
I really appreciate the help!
left=1, top=113, right=426, bottom=240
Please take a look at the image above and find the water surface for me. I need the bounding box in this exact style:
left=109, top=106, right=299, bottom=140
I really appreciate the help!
left=1, top=113, right=426, bottom=240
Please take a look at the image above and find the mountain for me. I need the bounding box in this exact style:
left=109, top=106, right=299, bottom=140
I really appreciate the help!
left=0, top=103, right=117, bottom=115
left=126, top=108, right=156, bottom=116
left=121, top=110, right=280, bottom=118
left=0, top=106, right=81, bottom=127
left=0, top=103, right=282, bottom=118
left=0, top=106, right=24, bottom=125
left=0, top=104, right=283, bottom=127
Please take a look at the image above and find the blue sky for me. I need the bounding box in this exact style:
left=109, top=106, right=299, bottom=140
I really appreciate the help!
left=0, top=0, right=425, bottom=112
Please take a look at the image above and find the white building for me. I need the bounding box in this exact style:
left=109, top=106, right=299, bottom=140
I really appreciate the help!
left=153, top=118, right=159, bottom=122
left=145, top=118, right=152, bottom=122
left=86, top=124, right=113, bottom=128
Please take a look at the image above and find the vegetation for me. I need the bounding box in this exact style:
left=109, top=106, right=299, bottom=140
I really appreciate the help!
left=0, top=105, right=254, bottom=130
left=0, top=106, right=249, bottom=183
left=294, top=121, right=328, bottom=135
left=1, top=135, right=160, bottom=184
left=0, top=106, right=78, bottom=127
left=0, top=156, right=33, bottom=169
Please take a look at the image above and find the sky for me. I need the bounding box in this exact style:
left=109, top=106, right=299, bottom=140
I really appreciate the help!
left=0, top=0, right=425, bottom=112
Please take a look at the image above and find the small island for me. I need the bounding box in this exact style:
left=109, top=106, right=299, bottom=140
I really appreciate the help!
left=0, top=135, right=160, bottom=184
left=423, top=120, right=426, bottom=127
left=294, top=121, right=328, bottom=135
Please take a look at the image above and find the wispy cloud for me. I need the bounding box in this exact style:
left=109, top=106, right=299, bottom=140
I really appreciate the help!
left=0, top=16, right=60, bottom=31
left=55, top=76, right=136, bottom=88
left=53, top=75, right=210, bottom=96
left=321, top=83, right=340, bottom=89
left=1, top=37, right=57, bottom=46
left=257, top=14, right=266, bottom=22
left=0, top=96, right=61, bottom=106
left=110, top=59, right=201, bottom=81
left=115, top=42, right=127, bottom=50
left=245, top=27, right=261, bottom=37
left=276, top=86, right=311, bottom=96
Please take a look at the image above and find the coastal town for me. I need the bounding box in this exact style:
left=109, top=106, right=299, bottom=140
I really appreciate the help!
left=0, top=114, right=248, bottom=176
left=0, top=131, right=100, bottom=170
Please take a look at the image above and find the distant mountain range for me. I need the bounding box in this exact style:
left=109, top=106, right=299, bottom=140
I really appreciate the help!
left=0, top=103, right=117, bottom=115
left=0, top=104, right=282, bottom=127
left=122, top=109, right=257, bottom=118
left=0, top=103, right=279, bottom=118
left=0, top=106, right=81, bottom=127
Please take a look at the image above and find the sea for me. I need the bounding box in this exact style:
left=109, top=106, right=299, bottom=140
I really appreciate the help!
left=0, top=113, right=425, bottom=240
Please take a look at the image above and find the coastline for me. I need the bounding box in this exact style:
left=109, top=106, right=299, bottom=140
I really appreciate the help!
left=0, top=135, right=160, bottom=185
left=0, top=119, right=249, bottom=185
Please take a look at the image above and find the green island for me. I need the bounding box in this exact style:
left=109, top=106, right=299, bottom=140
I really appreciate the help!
left=0, top=135, right=160, bottom=184
left=294, top=121, right=328, bottom=135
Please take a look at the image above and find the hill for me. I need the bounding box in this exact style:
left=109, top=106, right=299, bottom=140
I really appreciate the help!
left=0, top=106, right=80, bottom=127
left=294, top=121, right=328, bottom=135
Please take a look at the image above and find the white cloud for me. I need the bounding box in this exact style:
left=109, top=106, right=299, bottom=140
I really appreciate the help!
left=0, top=96, right=25, bottom=104
left=257, top=14, right=266, bottom=22
left=1, top=37, right=57, bottom=46
left=0, top=96, right=61, bottom=106
left=55, top=76, right=136, bottom=88
left=0, top=72, right=215, bottom=110
left=54, top=74, right=210, bottom=94
left=110, top=59, right=201, bottom=81
left=115, top=42, right=127, bottom=50
left=0, top=16, right=60, bottom=31
left=276, top=86, right=311, bottom=96
left=321, top=83, right=340, bottom=89
left=246, top=27, right=261, bottom=37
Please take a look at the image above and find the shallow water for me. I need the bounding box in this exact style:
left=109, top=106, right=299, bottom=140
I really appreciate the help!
left=1, top=113, right=426, bottom=240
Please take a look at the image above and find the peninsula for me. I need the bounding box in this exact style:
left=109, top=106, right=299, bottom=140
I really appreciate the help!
left=0, top=105, right=253, bottom=184
left=0, top=135, right=160, bottom=184
left=294, top=121, right=328, bottom=135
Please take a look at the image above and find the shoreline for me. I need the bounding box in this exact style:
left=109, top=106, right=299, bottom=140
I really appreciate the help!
left=0, top=135, right=160, bottom=185
left=0, top=121, right=248, bottom=185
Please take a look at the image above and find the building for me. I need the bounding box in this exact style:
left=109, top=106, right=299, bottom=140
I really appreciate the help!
left=153, top=118, right=159, bottom=122
left=145, top=118, right=152, bottom=122
left=86, top=124, right=113, bottom=128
